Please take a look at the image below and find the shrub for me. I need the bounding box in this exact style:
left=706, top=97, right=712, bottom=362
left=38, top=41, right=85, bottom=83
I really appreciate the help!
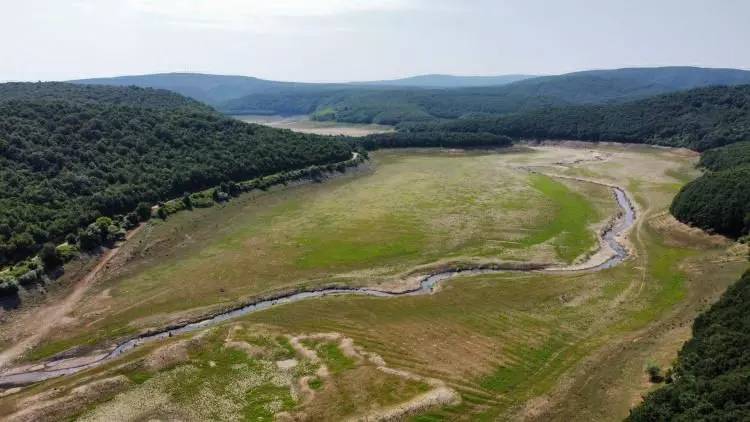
left=646, top=364, right=664, bottom=383
left=39, top=242, right=62, bottom=269
left=136, top=202, right=152, bottom=221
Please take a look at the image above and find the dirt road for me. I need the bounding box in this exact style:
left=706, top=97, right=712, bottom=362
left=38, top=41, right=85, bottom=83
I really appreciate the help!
left=0, top=224, right=144, bottom=369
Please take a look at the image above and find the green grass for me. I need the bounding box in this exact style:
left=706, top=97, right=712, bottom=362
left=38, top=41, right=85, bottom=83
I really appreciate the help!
left=518, top=174, right=598, bottom=262
left=303, top=341, right=356, bottom=374
left=26, top=149, right=613, bottom=361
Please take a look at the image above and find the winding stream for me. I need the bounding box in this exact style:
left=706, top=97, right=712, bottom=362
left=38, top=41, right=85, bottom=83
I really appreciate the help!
left=0, top=179, right=636, bottom=387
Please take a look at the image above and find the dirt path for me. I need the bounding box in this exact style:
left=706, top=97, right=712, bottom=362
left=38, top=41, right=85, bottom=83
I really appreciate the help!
left=0, top=224, right=145, bottom=369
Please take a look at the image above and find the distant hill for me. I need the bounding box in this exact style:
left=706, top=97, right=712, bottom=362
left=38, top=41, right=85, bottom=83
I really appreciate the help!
left=72, top=67, right=750, bottom=125
left=352, top=74, right=536, bottom=88
left=502, top=66, right=750, bottom=104
left=72, top=73, right=340, bottom=106
left=216, top=66, right=750, bottom=124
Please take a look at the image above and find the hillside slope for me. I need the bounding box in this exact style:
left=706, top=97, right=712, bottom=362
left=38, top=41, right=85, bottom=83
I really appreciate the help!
left=628, top=270, right=750, bottom=421
left=72, top=73, right=340, bottom=106
left=219, top=67, right=750, bottom=124
left=0, top=83, right=352, bottom=268
left=426, top=84, right=750, bottom=151
left=0, top=81, right=211, bottom=111
left=670, top=141, right=750, bottom=238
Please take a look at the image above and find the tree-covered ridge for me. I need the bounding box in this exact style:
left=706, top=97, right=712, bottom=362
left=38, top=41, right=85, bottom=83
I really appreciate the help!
left=0, top=82, right=212, bottom=112
left=217, top=67, right=750, bottom=126
left=420, top=85, right=750, bottom=151
left=669, top=166, right=750, bottom=238
left=628, top=270, right=750, bottom=421
left=0, top=85, right=353, bottom=267
left=670, top=139, right=750, bottom=239
left=698, top=141, right=750, bottom=171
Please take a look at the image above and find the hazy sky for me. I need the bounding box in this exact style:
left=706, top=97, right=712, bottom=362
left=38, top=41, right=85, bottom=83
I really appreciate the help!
left=2, top=0, right=749, bottom=82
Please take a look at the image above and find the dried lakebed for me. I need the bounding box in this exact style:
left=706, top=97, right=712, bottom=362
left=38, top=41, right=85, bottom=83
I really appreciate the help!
left=0, top=175, right=636, bottom=387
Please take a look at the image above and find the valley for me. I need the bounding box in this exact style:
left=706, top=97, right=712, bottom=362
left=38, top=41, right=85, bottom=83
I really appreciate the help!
left=1, top=144, right=745, bottom=420
left=233, top=115, right=394, bottom=137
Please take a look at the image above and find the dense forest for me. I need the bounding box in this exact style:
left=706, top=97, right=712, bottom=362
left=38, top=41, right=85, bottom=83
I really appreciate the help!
left=628, top=270, right=750, bottom=421
left=0, top=83, right=353, bottom=270
left=356, top=131, right=513, bottom=150
left=170, top=67, right=750, bottom=125
left=410, top=85, right=750, bottom=151
left=0, top=82, right=212, bottom=111
left=698, top=140, right=750, bottom=171
left=670, top=142, right=750, bottom=238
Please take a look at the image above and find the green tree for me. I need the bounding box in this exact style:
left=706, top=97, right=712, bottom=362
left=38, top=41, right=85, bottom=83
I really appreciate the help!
left=39, top=242, right=62, bottom=269
left=136, top=202, right=152, bottom=221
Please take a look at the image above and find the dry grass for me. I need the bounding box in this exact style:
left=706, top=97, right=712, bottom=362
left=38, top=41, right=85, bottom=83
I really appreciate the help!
left=2, top=145, right=746, bottom=421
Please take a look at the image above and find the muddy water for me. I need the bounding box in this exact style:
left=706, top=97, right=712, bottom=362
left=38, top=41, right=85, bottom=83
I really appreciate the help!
left=0, top=185, right=636, bottom=387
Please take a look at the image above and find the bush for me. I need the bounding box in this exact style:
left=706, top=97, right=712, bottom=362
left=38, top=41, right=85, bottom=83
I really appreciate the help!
left=39, top=242, right=62, bottom=269
left=646, top=365, right=664, bottom=383
left=136, top=202, right=152, bottom=221
left=65, top=232, right=77, bottom=245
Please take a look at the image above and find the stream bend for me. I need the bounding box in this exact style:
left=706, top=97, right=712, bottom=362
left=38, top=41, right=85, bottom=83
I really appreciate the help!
left=0, top=177, right=636, bottom=387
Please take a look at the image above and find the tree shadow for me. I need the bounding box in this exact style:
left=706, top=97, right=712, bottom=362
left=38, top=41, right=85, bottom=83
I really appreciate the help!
left=0, top=293, right=20, bottom=311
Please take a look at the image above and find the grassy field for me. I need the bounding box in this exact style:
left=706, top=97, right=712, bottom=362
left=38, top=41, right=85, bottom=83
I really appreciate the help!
left=18, top=149, right=612, bottom=360
left=1, top=145, right=747, bottom=421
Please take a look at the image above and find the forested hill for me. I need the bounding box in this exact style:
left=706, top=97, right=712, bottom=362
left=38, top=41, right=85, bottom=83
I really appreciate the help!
left=72, top=73, right=338, bottom=106
left=352, top=74, right=535, bottom=88
left=500, top=66, right=750, bottom=104
left=628, top=270, right=750, bottom=421
left=670, top=141, right=750, bottom=238
left=0, top=83, right=353, bottom=267
left=216, top=67, right=750, bottom=124
left=697, top=141, right=750, bottom=171
left=421, top=84, right=750, bottom=151
left=73, top=67, right=750, bottom=125
left=0, top=82, right=212, bottom=112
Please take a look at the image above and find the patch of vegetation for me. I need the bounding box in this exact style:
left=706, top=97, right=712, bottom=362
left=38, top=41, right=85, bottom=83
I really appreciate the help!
left=519, top=174, right=597, bottom=263
left=628, top=271, right=750, bottom=421
left=242, top=383, right=295, bottom=421
left=303, top=341, right=355, bottom=374
left=307, top=377, right=323, bottom=390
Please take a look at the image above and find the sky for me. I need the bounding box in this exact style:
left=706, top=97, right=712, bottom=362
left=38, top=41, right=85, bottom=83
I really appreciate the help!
left=2, top=0, right=749, bottom=82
